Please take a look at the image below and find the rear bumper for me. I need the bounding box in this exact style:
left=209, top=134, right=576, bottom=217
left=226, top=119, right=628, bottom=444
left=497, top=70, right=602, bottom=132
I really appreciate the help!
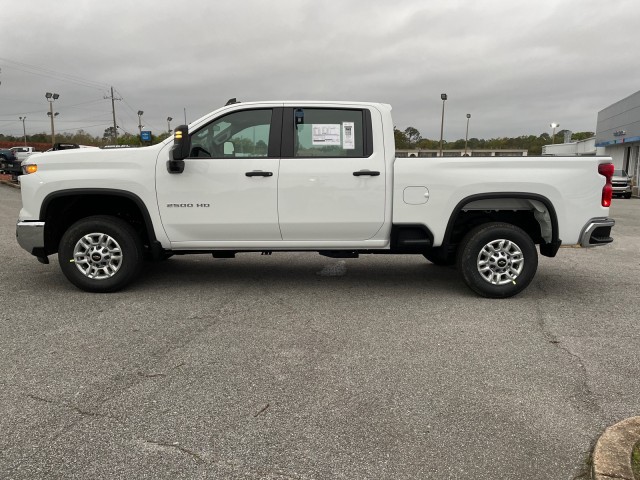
left=579, top=217, right=615, bottom=247
left=16, top=221, right=45, bottom=255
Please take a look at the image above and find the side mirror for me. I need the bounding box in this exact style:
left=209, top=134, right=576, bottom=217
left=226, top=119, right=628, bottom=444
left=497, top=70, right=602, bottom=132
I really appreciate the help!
left=167, top=125, right=190, bottom=174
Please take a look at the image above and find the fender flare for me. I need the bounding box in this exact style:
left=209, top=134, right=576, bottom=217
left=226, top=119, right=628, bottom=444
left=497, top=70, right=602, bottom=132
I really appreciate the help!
left=40, top=188, right=162, bottom=256
left=442, top=192, right=560, bottom=256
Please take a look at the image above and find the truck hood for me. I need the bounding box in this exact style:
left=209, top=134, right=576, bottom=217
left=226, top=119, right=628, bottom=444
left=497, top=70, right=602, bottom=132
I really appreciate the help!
left=24, top=144, right=165, bottom=168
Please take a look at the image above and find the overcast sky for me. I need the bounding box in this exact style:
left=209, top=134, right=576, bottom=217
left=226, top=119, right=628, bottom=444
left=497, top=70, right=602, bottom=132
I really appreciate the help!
left=1, top=0, right=639, bottom=142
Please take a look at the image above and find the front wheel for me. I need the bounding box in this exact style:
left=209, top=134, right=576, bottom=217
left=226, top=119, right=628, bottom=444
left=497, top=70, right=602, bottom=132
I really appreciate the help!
left=58, top=216, right=143, bottom=292
left=457, top=222, right=538, bottom=298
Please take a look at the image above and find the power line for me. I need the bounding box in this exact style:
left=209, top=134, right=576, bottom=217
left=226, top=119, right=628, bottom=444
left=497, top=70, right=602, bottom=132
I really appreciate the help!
left=65, top=99, right=107, bottom=109
left=0, top=99, right=105, bottom=119
left=0, top=59, right=167, bottom=137
left=114, top=88, right=162, bottom=132
left=0, top=57, right=109, bottom=91
left=56, top=123, right=112, bottom=133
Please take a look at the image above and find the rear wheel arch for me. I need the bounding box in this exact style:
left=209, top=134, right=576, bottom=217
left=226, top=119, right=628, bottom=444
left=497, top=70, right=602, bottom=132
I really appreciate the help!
left=441, top=193, right=559, bottom=255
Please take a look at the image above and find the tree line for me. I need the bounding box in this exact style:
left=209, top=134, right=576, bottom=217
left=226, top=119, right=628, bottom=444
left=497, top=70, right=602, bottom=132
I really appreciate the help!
left=0, top=128, right=171, bottom=148
left=394, top=127, right=595, bottom=155
left=2, top=127, right=595, bottom=155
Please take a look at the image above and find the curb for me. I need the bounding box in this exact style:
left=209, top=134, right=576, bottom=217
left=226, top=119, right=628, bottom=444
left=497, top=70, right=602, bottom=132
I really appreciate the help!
left=0, top=179, right=20, bottom=189
left=593, top=416, right=640, bottom=480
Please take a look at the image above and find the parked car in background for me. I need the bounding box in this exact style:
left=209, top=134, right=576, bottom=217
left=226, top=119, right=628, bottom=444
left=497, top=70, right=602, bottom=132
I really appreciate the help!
left=44, top=143, right=100, bottom=152
left=10, top=146, right=37, bottom=161
left=0, top=148, right=20, bottom=179
left=612, top=169, right=632, bottom=199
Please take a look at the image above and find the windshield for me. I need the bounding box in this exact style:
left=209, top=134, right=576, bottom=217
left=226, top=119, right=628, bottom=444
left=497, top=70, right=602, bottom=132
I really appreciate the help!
left=613, top=170, right=627, bottom=176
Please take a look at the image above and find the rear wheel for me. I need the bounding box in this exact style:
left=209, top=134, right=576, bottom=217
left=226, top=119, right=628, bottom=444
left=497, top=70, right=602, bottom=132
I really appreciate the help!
left=58, top=216, right=143, bottom=292
left=457, top=222, right=537, bottom=298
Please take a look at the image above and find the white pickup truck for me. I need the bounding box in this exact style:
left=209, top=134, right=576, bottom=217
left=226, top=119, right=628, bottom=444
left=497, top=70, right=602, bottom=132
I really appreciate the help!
left=16, top=100, right=615, bottom=297
left=10, top=146, right=37, bottom=161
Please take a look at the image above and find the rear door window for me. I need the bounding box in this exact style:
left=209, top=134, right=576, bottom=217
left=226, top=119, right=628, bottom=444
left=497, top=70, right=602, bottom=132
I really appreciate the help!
left=293, top=109, right=365, bottom=158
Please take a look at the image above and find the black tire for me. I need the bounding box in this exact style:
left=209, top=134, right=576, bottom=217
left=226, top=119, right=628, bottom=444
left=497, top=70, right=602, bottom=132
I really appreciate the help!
left=423, top=247, right=455, bottom=266
left=58, top=215, right=143, bottom=292
left=456, top=222, right=537, bottom=298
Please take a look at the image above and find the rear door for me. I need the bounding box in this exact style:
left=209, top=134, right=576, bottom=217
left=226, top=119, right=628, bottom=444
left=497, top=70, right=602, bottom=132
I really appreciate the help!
left=277, top=106, right=386, bottom=241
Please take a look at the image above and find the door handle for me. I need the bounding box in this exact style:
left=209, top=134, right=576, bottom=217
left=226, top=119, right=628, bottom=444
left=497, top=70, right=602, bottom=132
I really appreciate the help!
left=353, top=170, right=380, bottom=176
left=245, top=171, right=273, bottom=177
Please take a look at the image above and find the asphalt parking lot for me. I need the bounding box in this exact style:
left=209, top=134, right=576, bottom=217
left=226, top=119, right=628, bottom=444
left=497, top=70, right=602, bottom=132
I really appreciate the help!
left=1, top=183, right=639, bottom=479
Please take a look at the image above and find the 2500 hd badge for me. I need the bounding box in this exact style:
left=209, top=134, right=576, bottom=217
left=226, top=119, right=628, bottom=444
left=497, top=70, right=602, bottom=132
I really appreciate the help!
left=166, top=203, right=210, bottom=208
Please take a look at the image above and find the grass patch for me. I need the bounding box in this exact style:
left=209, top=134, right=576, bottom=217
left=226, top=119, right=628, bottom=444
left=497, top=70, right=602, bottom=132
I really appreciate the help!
left=633, top=440, right=640, bottom=479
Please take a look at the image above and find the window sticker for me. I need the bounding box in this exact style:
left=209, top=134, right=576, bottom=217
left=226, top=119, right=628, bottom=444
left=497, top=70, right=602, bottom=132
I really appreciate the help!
left=342, top=122, right=355, bottom=149
left=312, top=124, right=341, bottom=146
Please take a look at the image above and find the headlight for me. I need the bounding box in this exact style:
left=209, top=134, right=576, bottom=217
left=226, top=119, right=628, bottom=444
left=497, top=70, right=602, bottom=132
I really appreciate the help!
left=22, top=164, right=38, bottom=174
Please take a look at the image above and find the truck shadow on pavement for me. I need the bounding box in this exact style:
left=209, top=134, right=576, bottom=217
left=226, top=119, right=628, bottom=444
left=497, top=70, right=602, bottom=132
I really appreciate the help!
left=135, top=253, right=466, bottom=296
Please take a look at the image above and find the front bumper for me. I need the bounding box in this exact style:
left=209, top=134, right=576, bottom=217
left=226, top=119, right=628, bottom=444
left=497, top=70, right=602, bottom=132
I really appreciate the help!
left=16, top=221, right=46, bottom=255
left=579, top=217, right=615, bottom=247
left=612, top=185, right=632, bottom=195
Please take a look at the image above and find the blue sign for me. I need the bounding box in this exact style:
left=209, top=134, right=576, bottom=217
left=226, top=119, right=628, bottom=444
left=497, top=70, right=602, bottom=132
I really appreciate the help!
left=141, top=130, right=152, bottom=142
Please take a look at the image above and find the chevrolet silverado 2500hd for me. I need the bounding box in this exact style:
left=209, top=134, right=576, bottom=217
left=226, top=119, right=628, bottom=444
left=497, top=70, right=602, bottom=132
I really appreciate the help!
left=16, top=101, right=615, bottom=298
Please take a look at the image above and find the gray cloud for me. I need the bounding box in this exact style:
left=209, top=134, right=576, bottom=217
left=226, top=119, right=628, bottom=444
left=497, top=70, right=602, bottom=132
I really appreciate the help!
left=2, top=0, right=639, bottom=141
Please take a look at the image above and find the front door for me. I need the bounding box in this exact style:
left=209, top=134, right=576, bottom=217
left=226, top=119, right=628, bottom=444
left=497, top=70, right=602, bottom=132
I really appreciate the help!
left=156, top=108, right=282, bottom=244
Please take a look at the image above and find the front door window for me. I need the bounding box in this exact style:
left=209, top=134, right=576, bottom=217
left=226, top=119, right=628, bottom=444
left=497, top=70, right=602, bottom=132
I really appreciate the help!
left=190, top=109, right=272, bottom=158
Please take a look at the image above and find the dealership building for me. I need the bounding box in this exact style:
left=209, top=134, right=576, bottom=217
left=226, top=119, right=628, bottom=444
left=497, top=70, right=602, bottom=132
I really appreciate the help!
left=543, top=89, right=640, bottom=196
left=595, top=90, right=640, bottom=191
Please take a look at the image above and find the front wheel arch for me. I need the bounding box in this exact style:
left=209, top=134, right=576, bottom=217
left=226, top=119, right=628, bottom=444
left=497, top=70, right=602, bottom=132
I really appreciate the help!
left=40, top=189, right=160, bottom=258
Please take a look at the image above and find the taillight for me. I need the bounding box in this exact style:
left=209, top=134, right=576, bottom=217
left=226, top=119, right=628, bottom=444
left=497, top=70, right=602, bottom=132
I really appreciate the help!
left=598, top=163, right=614, bottom=207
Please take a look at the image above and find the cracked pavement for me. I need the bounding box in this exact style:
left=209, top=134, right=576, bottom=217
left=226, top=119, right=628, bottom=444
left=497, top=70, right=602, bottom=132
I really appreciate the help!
left=1, top=185, right=639, bottom=479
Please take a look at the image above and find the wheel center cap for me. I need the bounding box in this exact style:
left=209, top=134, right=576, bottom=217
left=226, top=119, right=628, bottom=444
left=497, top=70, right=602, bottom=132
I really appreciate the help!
left=91, top=253, right=102, bottom=262
left=498, top=259, right=507, bottom=267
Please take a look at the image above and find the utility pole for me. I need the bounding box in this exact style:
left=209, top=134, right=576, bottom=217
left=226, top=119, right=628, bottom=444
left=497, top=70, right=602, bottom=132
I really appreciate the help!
left=104, top=86, right=120, bottom=143
left=19, top=116, right=27, bottom=146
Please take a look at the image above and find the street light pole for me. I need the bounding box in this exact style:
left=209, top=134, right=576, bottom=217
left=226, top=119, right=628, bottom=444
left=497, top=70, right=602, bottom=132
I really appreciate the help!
left=439, top=93, right=447, bottom=157
left=137, top=110, right=144, bottom=137
left=167, top=116, right=173, bottom=133
left=550, top=123, right=559, bottom=145
left=45, top=92, right=59, bottom=146
left=464, top=113, right=471, bottom=156
left=19, top=116, right=27, bottom=146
